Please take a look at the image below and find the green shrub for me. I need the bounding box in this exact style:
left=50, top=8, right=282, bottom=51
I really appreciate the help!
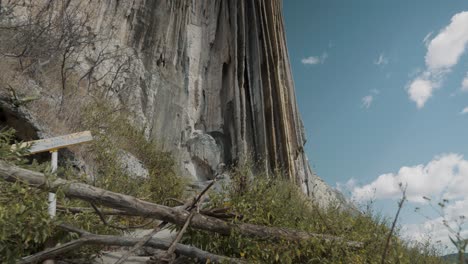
left=0, top=129, right=52, bottom=263
left=0, top=124, right=446, bottom=263
left=0, top=129, right=108, bottom=263
left=0, top=100, right=185, bottom=262
left=0, top=175, right=52, bottom=263
left=184, top=165, right=445, bottom=264
left=81, top=100, right=185, bottom=204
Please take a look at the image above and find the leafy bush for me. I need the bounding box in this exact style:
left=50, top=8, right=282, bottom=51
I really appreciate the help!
left=81, top=100, right=185, bottom=204
left=0, top=103, right=185, bottom=262
left=0, top=129, right=52, bottom=263
left=0, top=125, right=446, bottom=263
left=0, top=172, right=52, bottom=262
left=184, top=165, right=445, bottom=263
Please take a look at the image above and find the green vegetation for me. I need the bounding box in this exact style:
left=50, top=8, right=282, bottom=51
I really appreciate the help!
left=81, top=100, right=185, bottom=204
left=0, top=129, right=52, bottom=261
left=0, top=126, right=448, bottom=263
left=184, top=165, right=445, bottom=263
left=0, top=134, right=51, bottom=261
left=0, top=128, right=120, bottom=263
left=0, top=100, right=185, bottom=263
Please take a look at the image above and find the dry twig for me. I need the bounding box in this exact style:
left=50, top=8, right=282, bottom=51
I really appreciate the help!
left=381, top=183, right=407, bottom=264
left=19, top=224, right=245, bottom=264
left=0, top=160, right=363, bottom=248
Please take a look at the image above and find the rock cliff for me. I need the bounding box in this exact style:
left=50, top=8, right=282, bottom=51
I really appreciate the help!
left=0, top=0, right=340, bottom=206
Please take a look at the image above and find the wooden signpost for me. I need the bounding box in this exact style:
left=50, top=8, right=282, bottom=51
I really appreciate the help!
left=12, top=131, right=93, bottom=154
left=12, top=131, right=93, bottom=218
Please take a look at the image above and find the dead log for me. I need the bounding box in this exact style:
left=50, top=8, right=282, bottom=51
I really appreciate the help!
left=57, top=205, right=135, bottom=216
left=20, top=224, right=245, bottom=264
left=0, top=160, right=363, bottom=248
left=58, top=205, right=239, bottom=219
left=116, top=174, right=221, bottom=263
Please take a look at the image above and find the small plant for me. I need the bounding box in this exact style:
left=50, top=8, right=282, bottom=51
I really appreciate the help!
left=81, top=100, right=185, bottom=204
left=0, top=112, right=185, bottom=262
left=0, top=129, right=51, bottom=263
left=381, top=183, right=407, bottom=264
left=417, top=197, right=468, bottom=264
left=183, top=164, right=444, bottom=263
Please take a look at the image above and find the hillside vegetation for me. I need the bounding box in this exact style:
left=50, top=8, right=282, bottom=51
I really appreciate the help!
left=0, top=2, right=450, bottom=262
left=0, top=127, right=446, bottom=263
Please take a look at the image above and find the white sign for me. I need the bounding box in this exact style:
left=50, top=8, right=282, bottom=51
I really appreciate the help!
left=11, top=131, right=93, bottom=220
left=12, top=131, right=93, bottom=154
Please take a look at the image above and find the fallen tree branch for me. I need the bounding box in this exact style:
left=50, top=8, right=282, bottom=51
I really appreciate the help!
left=187, top=176, right=219, bottom=211
left=57, top=205, right=134, bottom=216
left=168, top=213, right=195, bottom=253
left=117, top=173, right=216, bottom=264
left=0, top=160, right=363, bottom=248
left=114, top=225, right=161, bottom=264
left=20, top=224, right=244, bottom=264
left=58, top=205, right=238, bottom=219
left=90, top=202, right=155, bottom=230
left=158, top=211, right=196, bottom=263
left=21, top=238, right=88, bottom=264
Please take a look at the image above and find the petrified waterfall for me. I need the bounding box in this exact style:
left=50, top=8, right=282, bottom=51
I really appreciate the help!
left=0, top=0, right=340, bottom=205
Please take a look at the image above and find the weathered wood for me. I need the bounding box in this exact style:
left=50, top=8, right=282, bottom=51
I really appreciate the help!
left=117, top=174, right=221, bottom=263
left=161, top=211, right=195, bottom=262
left=11, top=131, right=93, bottom=154
left=114, top=225, right=161, bottom=264
left=0, top=160, right=363, bottom=248
left=57, top=206, right=134, bottom=216
left=20, top=224, right=244, bottom=264
left=58, top=205, right=238, bottom=219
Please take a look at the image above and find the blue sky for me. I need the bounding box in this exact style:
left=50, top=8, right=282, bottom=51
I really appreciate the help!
left=283, top=1, right=468, bottom=252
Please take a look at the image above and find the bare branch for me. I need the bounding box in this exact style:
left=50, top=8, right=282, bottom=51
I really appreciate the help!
left=381, top=183, right=407, bottom=264
left=116, top=174, right=220, bottom=263
left=0, top=160, right=363, bottom=248
left=20, top=224, right=245, bottom=264
left=21, top=238, right=88, bottom=264
left=161, top=211, right=195, bottom=263
left=57, top=205, right=134, bottom=216
left=113, top=225, right=161, bottom=264
left=89, top=202, right=155, bottom=230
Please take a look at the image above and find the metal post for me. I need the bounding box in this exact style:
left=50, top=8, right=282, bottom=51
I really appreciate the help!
left=12, top=131, right=93, bottom=264
left=47, top=150, right=58, bottom=218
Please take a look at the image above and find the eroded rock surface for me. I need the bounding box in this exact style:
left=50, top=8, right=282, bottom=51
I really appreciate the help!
left=0, top=0, right=341, bottom=206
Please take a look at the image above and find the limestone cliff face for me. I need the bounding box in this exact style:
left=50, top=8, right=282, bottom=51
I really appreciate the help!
left=0, top=0, right=340, bottom=206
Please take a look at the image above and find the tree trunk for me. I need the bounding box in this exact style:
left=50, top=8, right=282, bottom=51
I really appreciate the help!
left=0, top=160, right=362, bottom=248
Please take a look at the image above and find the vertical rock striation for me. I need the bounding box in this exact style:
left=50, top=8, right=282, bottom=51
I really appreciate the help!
left=0, top=0, right=341, bottom=205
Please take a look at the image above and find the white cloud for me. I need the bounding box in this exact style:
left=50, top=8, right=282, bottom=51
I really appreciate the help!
left=350, top=153, right=468, bottom=203
left=346, top=153, right=468, bottom=252
left=301, top=53, right=328, bottom=65
left=361, top=95, right=373, bottom=109
left=301, top=56, right=320, bottom=65
left=462, top=73, right=468, bottom=92
left=402, top=199, right=468, bottom=253
left=461, top=107, right=468, bottom=115
left=336, top=178, right=357, bottom=193
left=408, top=11, right=468, bottom=108
left=361, top=90, right=380, bottom=109
left=374, top=53, right=389, bottom=66
left=425, top=12, right=468, bottom=71
left=423, top=32, right=433, bottom=47
left=408, top=68, right=422, bottom=78
left=407, top=77, right=436, bottom=109
left=370, top=89, right=380, bottom=95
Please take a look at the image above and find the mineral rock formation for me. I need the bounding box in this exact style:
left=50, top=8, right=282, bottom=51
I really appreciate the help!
left=0, top=0, right=341, bottom=206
